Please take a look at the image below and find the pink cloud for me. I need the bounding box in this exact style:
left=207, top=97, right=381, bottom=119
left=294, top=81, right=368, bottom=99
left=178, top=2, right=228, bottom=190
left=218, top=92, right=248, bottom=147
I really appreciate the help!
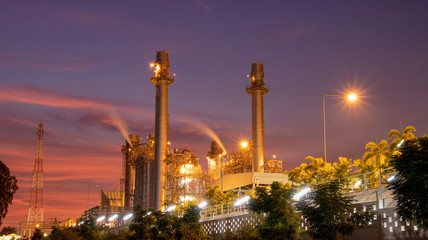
left=281, top=24, right=320, bottom=39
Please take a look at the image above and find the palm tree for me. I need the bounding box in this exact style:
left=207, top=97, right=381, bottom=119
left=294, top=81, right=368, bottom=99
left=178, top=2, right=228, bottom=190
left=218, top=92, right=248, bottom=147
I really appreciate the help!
left=387, top=126, right=416, bottom=154
left=362, top=140, right=389, bottom=169
left=305, top=156, right=333, bottom=183
left=204, top=185, right=235, bottom=205
left=285, top=163, right=311, bottom=185
left=333, top=157, right=354, bottom=179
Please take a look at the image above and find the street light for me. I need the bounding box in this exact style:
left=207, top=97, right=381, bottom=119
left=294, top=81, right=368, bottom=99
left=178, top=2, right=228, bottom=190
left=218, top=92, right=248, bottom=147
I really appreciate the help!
left=323, top=93, right=357, bottom=162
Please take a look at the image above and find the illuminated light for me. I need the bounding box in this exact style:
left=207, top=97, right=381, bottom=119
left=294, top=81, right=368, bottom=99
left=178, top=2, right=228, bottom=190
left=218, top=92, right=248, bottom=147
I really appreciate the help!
left=167, top=141, right=171, bottom=145
left=185, top=164, right=193, bottom=169
left=150, top=63, right=154, bottom=67
left=96, top=216, right=106, bottom=222
left=273, top=155, right=276, bottom=159
left=173, top=73, right=176, bottom=77
left=234, top=195, right=250, bottom=206
left=72, top=223, right=76, bottom=227
left=246, top=75, right=250, bottom=78
left=146, top=211, right=152, bottom=216
left=123, top=213, right=133, bottom=221
left=293, top=187, right=311, bottom=201
left=397, top=139, right=405, bottom=148
left=36, top=224, right=39, bottom=228
left=347, top=93, right=357, bottom=102
left=198, top=201, right=207, bottom=209
left=223, top=152, right=227, bottom=155
left=44, top=233, right=47, bottom=237
left=240, top=141, right=248, bottom=148
left=79, top=221, right=84, bottom=225
left=109, top=214, right=118, bottom=221
left=387, top=174, right=397, bottom=182
left=355, top=180, right=362, bottom=187
left=165, top=205, right=176, bottom=212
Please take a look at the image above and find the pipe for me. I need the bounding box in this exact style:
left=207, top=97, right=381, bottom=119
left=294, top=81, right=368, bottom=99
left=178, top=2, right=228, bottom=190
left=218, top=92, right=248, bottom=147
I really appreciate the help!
left=150, top=51, right=174, bottom=210
left=246, top=63, right=269, bottom=172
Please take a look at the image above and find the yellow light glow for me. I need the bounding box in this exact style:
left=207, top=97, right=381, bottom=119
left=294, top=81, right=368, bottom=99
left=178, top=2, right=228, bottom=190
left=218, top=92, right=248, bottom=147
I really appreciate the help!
left=185, top=164, right=193, bottom=169
left=150, top=63, right=154, bottom=67
left=273, top=155, right=276, bottom=159
left=240, top=141, right=248, bottom=148
left=347, top=93, right=357, bottom=101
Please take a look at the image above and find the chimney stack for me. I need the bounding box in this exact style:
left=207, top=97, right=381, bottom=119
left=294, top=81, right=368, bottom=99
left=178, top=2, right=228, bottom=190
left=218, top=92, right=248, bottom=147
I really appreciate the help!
left=246, top=63, right=269, bottom=172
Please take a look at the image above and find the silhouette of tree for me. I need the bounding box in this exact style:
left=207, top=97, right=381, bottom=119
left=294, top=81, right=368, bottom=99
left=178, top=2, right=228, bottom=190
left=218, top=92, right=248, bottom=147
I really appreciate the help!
left=0, top=160, right=18, bottom=227
left=389, top=135, right=428, bottom=230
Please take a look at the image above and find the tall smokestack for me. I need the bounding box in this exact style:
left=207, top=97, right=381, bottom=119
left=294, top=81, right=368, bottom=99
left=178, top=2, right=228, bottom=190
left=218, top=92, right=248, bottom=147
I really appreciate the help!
left=150, top=51, right=174, bottom=210
left=246, top=63, right=269, bottom=172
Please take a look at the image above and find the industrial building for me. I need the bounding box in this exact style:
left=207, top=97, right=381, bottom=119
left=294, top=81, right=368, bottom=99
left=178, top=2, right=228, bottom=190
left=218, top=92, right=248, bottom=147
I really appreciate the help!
left=117, top=52, right=290, bottom=213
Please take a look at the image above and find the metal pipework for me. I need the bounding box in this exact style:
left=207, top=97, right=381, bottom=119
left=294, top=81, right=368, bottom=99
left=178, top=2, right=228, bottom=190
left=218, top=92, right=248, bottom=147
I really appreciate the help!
left=246, top=63, right=269, bottom=172
left=124, top=134, right=138, bottom=209
left=150, top=51, right=174, bottom=211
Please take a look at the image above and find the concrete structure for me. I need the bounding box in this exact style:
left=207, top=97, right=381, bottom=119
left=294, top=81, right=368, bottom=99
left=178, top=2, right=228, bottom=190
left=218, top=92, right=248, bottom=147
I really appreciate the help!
left=208, top=172, right=289, bottom=192
left=150, top=51, right=174, bottom=210
left=246, top=63, right=269, bottom=172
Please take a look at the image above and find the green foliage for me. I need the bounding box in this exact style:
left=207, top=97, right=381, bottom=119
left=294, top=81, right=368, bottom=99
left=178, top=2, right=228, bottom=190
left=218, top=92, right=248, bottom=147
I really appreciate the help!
left=204, top=186, right=235, bottom=205
left=31, top=228, right=44, bottom=240
left=128, top=204, right=208, bottom=240
left=0, top=226, right=16, bottom=235
left=101, top=229, right=130, bottom=240
left=48, top=227, right=80, bottom=240
left=236, top=224, right=259, bottom=240
left=297, top=181, right=374, bottom=240
left=249, top=182, right=300, bottom=240
left=127, top=205, right=155, bottom=240
left=389, top=135, right=428, bottom=230
left=0, top=160, right=18, bottom=227
left=287, top=126, right=418, bottom=187
left=76, top=218, right=102, bottom=240
left=387, top=126, right=416, bottom=154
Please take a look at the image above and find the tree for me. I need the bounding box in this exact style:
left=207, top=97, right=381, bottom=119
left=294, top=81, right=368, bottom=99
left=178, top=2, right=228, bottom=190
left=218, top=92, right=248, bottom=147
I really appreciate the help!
left=127, top=205, right=155, bottom=240
left=297, top=181, right=373, bottom=240
left=176, top=204, right=208, bottom=240
left=101, top=229, right=130, bottom=240
left=204, top=185, right=234, bottom=205
left=389, top=135, right=428, bottom=230
left=333, top=157, right=354, bottom=179
left=31, top=228, right=44, bottom=240
left=285, top=163, right=311, bottom=185
left=76, top=218, right=102, bottom=240
left=0, top=160, right=18, bottom=227
left=0, top=226, right=16, bottom=235
left=362, top=140, right=389, bottom=169
left=387, top=126, right=416, bottom=154
left=249, top=181, right=300, bottom=240
left=304, top=156, right=334, bottom=183
left=48, top=227, right=80, bottom=240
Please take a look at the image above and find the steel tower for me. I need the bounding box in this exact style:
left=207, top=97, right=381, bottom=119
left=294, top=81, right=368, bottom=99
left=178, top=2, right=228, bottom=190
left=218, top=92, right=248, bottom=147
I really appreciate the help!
left=246, top=63, right=269, bottom=172
left=150, top=51, right=174, bottom=210
left=27, top=123, right=44, bottom=226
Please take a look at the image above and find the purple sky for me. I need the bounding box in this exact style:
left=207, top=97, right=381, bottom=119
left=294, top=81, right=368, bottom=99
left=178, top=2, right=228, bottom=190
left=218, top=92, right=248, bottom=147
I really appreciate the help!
left=1, top=0, right=428, bottom=226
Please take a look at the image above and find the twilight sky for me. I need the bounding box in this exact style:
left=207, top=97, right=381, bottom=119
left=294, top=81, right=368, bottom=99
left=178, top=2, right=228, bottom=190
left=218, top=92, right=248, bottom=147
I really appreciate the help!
left=1, top=0, right=428, bottom=226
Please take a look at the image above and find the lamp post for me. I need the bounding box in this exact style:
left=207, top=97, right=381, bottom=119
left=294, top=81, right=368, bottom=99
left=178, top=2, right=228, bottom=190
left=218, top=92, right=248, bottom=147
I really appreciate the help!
left=323, top=94, right=357, bottom=162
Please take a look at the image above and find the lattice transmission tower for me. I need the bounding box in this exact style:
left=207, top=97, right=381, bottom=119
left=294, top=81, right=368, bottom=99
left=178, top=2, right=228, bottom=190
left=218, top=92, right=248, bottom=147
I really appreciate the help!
left=27, top=123, right=44, bottom=226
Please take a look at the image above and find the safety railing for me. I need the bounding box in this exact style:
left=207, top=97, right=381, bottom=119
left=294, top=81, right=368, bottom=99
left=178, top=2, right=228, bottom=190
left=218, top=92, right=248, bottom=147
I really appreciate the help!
left=199, top=168, right=397, bottom=220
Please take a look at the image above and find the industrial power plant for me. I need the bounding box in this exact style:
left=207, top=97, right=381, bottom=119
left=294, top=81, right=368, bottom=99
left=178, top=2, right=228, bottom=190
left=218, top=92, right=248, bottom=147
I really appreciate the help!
left=121, top=51, right=289, bottom=212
